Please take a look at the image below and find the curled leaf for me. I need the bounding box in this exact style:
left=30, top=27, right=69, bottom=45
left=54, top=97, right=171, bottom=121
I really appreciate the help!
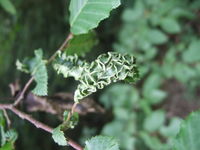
left=16, top=49, right=48, bottom=96
left=53, top=52, right=139, bottom=102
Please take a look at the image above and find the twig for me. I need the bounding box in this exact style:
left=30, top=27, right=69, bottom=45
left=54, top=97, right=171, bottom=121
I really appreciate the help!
left=66, top=102, right=78, bottom=123
left=71, top=102, right=78, bottom=114
left=68, top=140, right=83, bottom=150
left=0, top=33, right=79, bottom=149
left=13, top=33, right=73, bottom=106
left=0, top=104, right=83, bottom=150
left=13, top=77, right=34, bottom=106
left=48, top=33, right=73, bottom=63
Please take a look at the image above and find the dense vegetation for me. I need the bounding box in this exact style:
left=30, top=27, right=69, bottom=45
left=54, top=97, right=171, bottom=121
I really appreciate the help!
left=0, top=0, right=200, bottom=150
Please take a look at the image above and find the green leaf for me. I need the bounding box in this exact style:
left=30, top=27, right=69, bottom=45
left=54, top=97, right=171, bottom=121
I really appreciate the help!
left=160, top=18, right=181, bottom=34
left=143, top=110, right=166, bottom=132
left=101, top=119, right=136, bottom=150
left=160, top=118, right=181, bottom=138
left=173, top=111, right=200, bottom=150
left=53, top=52, right=139, bottom=102
left=0, top=126, right=6, bottom=147
left=0, top=123, right=17, bottom=149
left=31, top=50, right=48, bottom=96
left=69, top=0, right=121, bottom=35
left=0, top=111, right=6, bottom=146
left=65, top=32, right=98, bottom=56
left=0, top=142, right=14, bottom=150
left=16, top=60, right=29, bottom=73
left=4, top=130, right=18, bottom=144
left=0, top=0, right=16, bottom=15
left=182, top=40, right=200, bottom=63
left=16, top=49, right=48, bottom=96
left=100, top=83, right=139, bottom=109
left=52, top=126, right=67, bottom=146
left=173, top=63, right=196, bottom=84
left=143, top=74, right=165, bottom=104
left=0, top=111, right=5, bottom=127
left=147, top=29, right=168, bottom=44
left=143, top=73, right=162, bottom=90
left=146, top=89, right=167, bottom=105
left=140, top=132, right=168, bottom=150
left=84, top=136, right=119, bottom=150
left=62, top=112, right=79, bottom=130
left=122, top=0, right=144, bottom=22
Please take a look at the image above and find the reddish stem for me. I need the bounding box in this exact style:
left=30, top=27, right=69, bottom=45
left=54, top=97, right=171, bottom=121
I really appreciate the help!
left=0, top=104, right=83, bottom=150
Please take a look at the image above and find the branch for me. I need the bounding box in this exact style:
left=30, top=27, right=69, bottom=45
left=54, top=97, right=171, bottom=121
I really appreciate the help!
left=66, top=102, right=78, bottom=123
left=13, top=77, right=34, bottom=106
left=48, top=33, right=73, bottom=63
left=0, top=104, right=83, bottom=150
left=0, top=33, right=80, bottom=149
left=13, top=33, right=73, bottom=106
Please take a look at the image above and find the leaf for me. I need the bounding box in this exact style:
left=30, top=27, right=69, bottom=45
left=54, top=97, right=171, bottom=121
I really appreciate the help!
left=4, top=130, right=18, bottom=144
left=0, top=126, right=6, bottom=147
left=16, top=60, right=29, bottom=73
left=142, top=73, right=162, bottom=90
left=69, top=0, right=121, bottom=35
left=53, top=52, right=139, bottom=102
left=140, top=132, right=168, bottom=150
left=30, top=50, right=48, bottom=96
left=84, top=136, right=119, bottom=150
left=65, top=32, right=98, bottom=56
left=0, top=142, right=14, bottom=150
left=0, top=0, right=16, bottom=15
left=16, top=49, right=48, bottom=96
left=143, top=110, right=166, bottom=132
left=146, top=89, right=167, bottom=105
left=101, top=120, right=136, bottom=150
left=100, top=83, right=139, bottom=109
left=0, top=123, right=17, bottom=149
left=52, top=126, right=67, bottom=146
left=147, top=29, right=168, bottom=44
left=173, top=111, right=200, bottom=150
left=62, top=112, right=79, bottom=130
left=173, top=63, right=196, bottom=84
left=0, top=111, right=5, bottom=127
left=122, top=0, right=144, bottom=22
left=160, top=18, right=181, bottom=34
left=160, top=118, right=181, bottom=138
left=182, top=40, right=200, bottom=63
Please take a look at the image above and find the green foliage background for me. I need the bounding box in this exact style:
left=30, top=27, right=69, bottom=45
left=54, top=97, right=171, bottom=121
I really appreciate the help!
left=1, top=0, right=200, bottom=150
